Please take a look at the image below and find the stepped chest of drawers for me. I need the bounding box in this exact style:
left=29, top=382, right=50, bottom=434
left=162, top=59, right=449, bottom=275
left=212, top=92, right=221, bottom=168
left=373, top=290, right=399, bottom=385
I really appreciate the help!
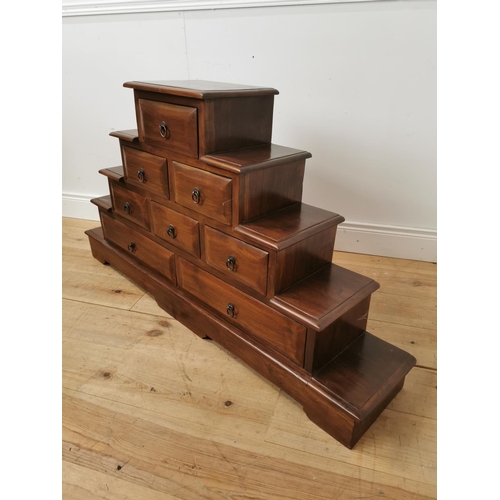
left=86, top=80, right=416, bottom=449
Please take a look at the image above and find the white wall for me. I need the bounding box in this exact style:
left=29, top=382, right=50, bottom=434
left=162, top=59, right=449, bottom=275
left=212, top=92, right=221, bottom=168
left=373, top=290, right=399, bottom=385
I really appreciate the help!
left=62, top=0, right=436, bottom=261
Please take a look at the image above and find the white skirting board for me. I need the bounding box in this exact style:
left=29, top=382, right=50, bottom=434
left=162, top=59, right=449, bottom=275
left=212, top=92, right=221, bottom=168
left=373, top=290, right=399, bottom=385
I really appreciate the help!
left=63, top=193, right=437, bottom=262
left=335, top=222, right=436, bottom=263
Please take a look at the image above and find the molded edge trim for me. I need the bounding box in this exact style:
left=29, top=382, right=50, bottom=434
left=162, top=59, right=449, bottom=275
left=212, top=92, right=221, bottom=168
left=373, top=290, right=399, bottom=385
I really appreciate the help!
left=90, top=195, right=112, bottom=212
left=201, top=150, right=312, bottom=173
left=123, top=81, right=279, bottom=99
left=109, top=129, right=139, bottom=143
left=63, top=0, right=380, bottom=18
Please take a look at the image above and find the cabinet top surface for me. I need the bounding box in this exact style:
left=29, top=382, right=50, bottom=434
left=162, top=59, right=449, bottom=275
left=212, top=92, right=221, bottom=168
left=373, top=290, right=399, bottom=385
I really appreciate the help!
left=123, top=80, right=279, bottom=99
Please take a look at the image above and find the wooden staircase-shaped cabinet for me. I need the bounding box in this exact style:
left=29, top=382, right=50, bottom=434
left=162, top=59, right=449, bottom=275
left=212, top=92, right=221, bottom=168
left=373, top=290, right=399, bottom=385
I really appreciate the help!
left=86, top=80, right=416, bottom=449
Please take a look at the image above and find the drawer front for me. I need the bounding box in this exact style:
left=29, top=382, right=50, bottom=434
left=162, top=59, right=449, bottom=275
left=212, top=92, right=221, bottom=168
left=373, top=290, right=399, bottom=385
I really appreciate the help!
left=101, top=212, right=176, bottom=283
left=137, top=99, right=198, bottom=157
left=122, top=146, right=169, bottom=197
left=151, top=201, right=201, bottom=257
left=110, top=182, right=151, bottom=230
left=172, top=162, right=232, bottom=225
left=177, top=258, right=306, bottom=365
left=204, top=226, right=268, bottom=295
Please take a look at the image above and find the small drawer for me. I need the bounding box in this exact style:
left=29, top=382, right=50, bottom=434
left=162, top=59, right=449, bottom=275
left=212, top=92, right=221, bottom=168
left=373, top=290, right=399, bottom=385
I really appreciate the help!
left=151, top=201, right=201, bottom=258
left=177, top=258, right=306, bottom=365
left=172, top=162, right=232, bottom=225
left=110, top=182, right=151, bottom=230
left=137, top=99, right=198, bottom=157
left=101, top=212, right=176, bottom=283
left=122, top=146, right=169, bottom=197
left=204, top=226, right=268, bottom=295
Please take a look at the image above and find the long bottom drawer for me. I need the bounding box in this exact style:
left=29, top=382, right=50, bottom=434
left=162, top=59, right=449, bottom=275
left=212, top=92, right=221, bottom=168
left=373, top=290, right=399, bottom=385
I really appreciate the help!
left=101, top=211, right=176, bottom=284
left=176, top=257, right=306, bottom=365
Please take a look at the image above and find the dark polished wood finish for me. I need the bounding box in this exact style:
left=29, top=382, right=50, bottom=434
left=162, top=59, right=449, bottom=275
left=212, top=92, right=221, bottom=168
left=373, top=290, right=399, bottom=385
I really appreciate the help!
left=109, top=180, right=151, bottom=230
left=202, top=143, right=311, bottom=173
left=136, top=99, right=198, bottom=157
left=100, top=212, right=175, bottom=283
left=86, top=80, right=416, bottom=449
left=274, top=226, right=336, bottom=294
left=87, top=227, right=415, bottom=449
left=123, top=80, right=279, bottom=99
left=304, top=296, right=371, bottom=374
left=203, top=226, right=268, bottom=295
left=239, top=160, right=306, bottom=223
left=151, top=201, right=200, bottom=258
left=125, top=81, right=277, bottom=157
left=171, top=161, right=232, bottom=225
left=236, top=203, right=344, bottom=250
left=272, top=264, right=380, bottom=331
left=177, top=257, right=306, bottom=365
left=122, top=146, right=169, bottom=198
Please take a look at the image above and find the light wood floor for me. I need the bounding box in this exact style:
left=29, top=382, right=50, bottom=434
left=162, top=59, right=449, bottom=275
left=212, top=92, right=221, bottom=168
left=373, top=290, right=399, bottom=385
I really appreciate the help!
left=62, top=217, right=437, bottom=499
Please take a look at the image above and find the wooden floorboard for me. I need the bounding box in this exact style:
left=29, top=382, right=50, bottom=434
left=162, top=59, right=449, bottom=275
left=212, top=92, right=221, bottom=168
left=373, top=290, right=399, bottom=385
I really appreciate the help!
left=62, top=217, right=437, bottom=499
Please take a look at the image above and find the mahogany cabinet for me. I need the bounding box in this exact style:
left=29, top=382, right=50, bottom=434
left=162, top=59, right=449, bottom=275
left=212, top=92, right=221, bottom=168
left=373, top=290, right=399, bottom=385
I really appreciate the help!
left=86, top=80, right=416, bottom=449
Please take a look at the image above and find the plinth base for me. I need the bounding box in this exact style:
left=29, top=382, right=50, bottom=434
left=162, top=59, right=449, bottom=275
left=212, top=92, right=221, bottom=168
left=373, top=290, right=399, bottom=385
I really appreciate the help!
left=86, top=226, right=416, bottom=449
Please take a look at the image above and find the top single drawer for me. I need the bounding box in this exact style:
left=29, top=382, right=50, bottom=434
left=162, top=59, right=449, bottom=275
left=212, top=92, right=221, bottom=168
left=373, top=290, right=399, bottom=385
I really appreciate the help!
left=137, top=99, right=198, bottom=157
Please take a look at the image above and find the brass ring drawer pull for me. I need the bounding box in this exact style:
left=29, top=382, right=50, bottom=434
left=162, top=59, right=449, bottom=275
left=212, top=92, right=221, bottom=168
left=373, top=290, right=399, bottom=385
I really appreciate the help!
left=127, top=242, right=136, bottom=253
left=167, top=225, right=176, bottom=239
left=123, top=202, right=132, bottom=214
left=191, top=188, right=201, bottom=204
left=159, top=121, right=169, bottom=138
left=226, top=303, right=235, bottom=318
left=226, top=256, right=236, bottom=271
left=137, top=169, right=146, bottom=183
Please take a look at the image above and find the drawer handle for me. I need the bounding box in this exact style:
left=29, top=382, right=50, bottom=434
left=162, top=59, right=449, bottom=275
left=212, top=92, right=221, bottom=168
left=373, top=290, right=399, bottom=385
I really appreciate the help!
left=166, top=225, right=176, bottom=239
left=226, top=256, right=236, bottom=271
left=127, top=242, right=136, bottom=253
left=123, top=202, right=132, bottom=214
left=159, top=121, right=169, bottom=138
left=226, top=303, right=235, bottom=318
left=191, top=188, right=201, bottom=204
left=137, top=169, right=146, bottom=183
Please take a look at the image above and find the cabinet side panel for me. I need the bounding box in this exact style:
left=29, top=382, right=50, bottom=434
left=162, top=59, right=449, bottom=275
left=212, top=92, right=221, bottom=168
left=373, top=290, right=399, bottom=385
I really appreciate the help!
left=241, top=160, right=305, bottom=222
left=275, top=226, right=336, bottom=293
left=305, top=296, right=371, bottom=374
left=204, top=96, right=274, bottom=154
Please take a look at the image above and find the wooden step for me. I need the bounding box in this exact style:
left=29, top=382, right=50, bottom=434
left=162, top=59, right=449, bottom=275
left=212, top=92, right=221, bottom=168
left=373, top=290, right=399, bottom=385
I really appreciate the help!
left=109, top=129, right=139, bottom=143
left=306, top=331, right=416, bottom=448
left=90, top=194, right=112, bottom=212
left=235, top=202, right=344, bottom=250
left=271, top=263, right=381, bottom=373
left=271, top=263, right=380, bottom=330
left=85, top=226, right=415, bottom=449
left=98, top=165, right=125, bottom=182
left=201, top=143, right=311, bottom=173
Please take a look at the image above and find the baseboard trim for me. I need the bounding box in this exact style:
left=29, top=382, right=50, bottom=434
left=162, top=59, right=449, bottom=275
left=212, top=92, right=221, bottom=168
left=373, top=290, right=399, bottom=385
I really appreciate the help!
left=335, top=221, right=436, bottom=262
left=63, top=193, right=437, bottom=262
left=63, top=193, right=100, bottom=222
left=62, top=0, right=378, bottom=18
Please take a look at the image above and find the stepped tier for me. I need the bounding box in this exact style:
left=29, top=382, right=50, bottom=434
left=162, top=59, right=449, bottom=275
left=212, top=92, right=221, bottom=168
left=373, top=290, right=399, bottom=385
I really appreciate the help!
left=86, top=79, right=416, bottom=449
left=87, top=226, right=415, bottom=449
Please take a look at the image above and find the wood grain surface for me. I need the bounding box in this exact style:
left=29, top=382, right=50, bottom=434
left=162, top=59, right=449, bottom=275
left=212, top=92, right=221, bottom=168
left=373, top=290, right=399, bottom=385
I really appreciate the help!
left=203, top=225, right=269, bottom=295
left=63, top=217, right=437, bottom=499
left=171, top=161, right=232, bottom=225
left=137, top=99, right=198, bottom=157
